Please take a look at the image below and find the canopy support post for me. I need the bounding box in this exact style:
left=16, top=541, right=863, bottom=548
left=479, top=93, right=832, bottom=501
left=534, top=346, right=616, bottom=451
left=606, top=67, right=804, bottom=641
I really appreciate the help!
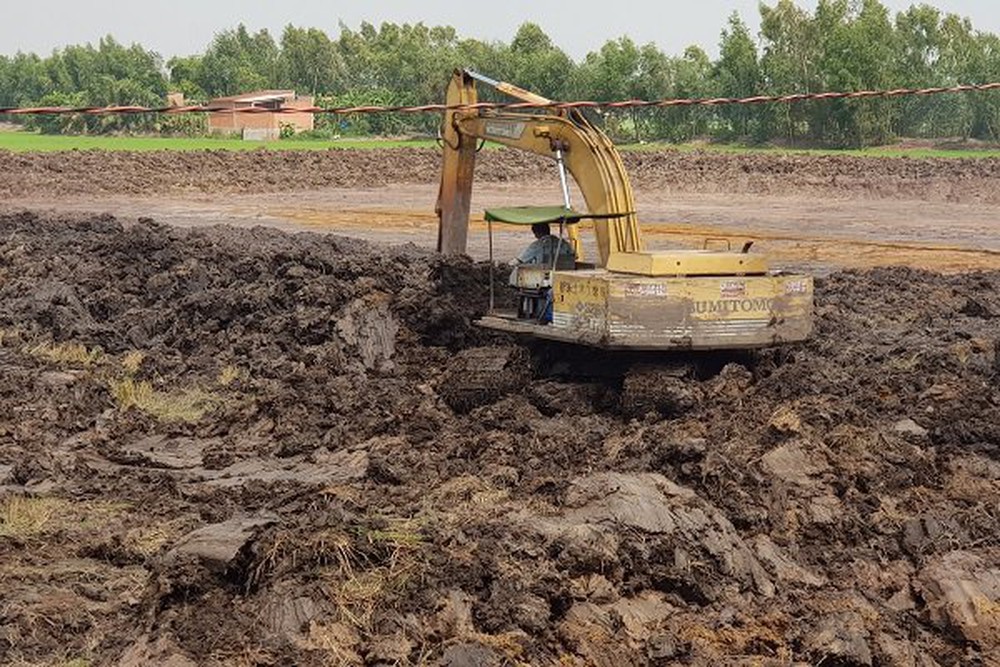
left=488, top=218, right=495, bottom=312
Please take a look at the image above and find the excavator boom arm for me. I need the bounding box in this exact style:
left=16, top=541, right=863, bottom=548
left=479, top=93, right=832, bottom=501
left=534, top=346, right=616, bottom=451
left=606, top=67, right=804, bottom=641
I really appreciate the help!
left=436, top=69, right=643, bottom=265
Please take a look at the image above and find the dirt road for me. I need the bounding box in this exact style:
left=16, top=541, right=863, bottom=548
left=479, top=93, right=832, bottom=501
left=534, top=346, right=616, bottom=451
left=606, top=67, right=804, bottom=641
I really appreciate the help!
left=2, top=148, right=998, bottom=273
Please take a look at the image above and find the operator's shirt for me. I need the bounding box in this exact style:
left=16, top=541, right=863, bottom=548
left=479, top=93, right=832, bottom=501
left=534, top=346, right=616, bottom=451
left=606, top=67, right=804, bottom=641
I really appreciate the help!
left=509, top=235, right=575, bottom=286
left=516, top=235, right=574, bottom=267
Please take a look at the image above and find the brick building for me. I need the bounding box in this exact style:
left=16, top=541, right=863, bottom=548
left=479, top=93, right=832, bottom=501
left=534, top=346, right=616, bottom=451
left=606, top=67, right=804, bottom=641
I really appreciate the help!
left=207, top=90, right=315, bottom=140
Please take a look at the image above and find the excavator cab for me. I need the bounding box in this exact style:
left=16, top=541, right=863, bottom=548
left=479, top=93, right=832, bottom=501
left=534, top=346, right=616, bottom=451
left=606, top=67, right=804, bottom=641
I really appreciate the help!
left=437, top=68, right=814, bottom=351
left=485, top=206, right=575, bottom=323
left=483, top=205, right=628, bottom=323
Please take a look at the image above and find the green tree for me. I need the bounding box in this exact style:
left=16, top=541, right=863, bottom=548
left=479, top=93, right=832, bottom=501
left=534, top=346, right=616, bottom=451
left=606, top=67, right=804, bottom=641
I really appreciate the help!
left=715, top=12, right=761, bottom=138
left=24, top=37, right=166, bottom=133
left=168, top=55, right=207, bottom=100
left=759, top=0, right=820, bottom=142
left=936, top=14, right=998, bottom=139
left=337, top=22, right=459, bottom=100
left=810, top=0, right=898, bottom=146
left=333, top=21, right=470, bottom=133
left=975, top=33, right=1000, bottom=140
left=669, top=46, right=717, bottom=141
left=894, top=5, right=941, bottom=136
left=508, top=23, right=574, bottom=100
left=6, top=52, right=57, bottom=106
left=0, top=56, right=12, bottom=108
left=576, top=36, right=641, bottom=101
left=573, top=37, right=646, bottom=140
left=280, top=26, right=343, bottom=95
left=197, top=25, right=280, bottom=96
left=454, top=37, right=508, bottom=81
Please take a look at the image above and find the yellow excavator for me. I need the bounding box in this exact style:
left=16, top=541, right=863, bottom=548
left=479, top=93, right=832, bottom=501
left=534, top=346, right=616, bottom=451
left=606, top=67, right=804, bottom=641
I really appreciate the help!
left=436, top=69, right=813, bottom=352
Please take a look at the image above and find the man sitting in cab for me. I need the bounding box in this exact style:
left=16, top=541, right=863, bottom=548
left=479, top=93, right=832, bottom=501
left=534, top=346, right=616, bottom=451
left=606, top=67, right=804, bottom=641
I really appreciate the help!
left=508, top=222, right=576, bottom=323
left=509, top=222, right=576, bottom=286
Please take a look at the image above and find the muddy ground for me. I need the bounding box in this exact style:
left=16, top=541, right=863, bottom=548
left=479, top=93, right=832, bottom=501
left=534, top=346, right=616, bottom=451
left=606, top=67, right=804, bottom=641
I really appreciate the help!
left=0, top=211, right=997, bottom=666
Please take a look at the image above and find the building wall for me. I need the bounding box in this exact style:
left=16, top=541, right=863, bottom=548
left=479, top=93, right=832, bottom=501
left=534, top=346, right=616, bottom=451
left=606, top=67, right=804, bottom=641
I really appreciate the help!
left=283, top=96, right=315, bottom=132
left=242, top=128, right=280, bottom=141
left=207, top=96, right=315, bottom=136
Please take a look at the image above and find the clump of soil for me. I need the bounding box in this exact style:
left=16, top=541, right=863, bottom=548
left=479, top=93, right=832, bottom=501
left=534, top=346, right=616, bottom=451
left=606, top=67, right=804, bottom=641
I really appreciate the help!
left=0, top=212, right=997, bottom=666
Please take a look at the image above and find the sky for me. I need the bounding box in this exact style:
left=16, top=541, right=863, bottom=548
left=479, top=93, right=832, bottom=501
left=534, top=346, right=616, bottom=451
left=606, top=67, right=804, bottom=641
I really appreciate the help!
left=1, top=0, right=998, bottom=62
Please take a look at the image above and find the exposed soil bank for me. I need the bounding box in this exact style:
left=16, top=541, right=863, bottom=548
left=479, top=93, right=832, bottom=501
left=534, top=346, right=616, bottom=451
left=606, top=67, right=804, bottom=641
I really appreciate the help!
left=5, top=148, right=1000, bottom=204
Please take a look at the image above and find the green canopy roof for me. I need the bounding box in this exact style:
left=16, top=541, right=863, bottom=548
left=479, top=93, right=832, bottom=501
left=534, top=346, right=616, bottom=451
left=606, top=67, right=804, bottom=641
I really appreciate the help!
left=483, top=205, right=633, bottom=225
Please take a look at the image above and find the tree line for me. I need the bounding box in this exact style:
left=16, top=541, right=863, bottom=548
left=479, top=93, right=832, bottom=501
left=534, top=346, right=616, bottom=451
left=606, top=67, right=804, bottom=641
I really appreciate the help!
left=2, top=0, right=1000, bottom=147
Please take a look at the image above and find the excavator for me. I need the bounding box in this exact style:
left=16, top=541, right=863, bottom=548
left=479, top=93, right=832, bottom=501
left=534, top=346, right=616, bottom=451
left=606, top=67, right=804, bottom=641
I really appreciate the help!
left=435, top=68, right=813, bottom=353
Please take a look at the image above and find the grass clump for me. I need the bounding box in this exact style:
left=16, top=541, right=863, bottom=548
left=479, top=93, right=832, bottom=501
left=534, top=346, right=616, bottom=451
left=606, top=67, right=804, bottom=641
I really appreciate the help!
left=0, top=496, right=70, bottom=539
left=363, top=520, right=426, bottom=549
left=28, top=341, right=102, bottom=366
left=323, top=520, right=426, bottom=633
left=109, top=377, right=221, bottom=422
left=108, top=352, right=240, bottom=421
left=123, top=519, right=189, bottom=557
left=0, top=496, right=129, bottom=541
left=120, top=350, right=145, bottom=375
left=216, top=364, right=247, bottom=387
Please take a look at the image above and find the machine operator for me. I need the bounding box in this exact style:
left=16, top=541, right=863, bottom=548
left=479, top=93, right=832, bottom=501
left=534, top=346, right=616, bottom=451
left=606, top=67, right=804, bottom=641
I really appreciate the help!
left=509, top=222, right=575, bottom=286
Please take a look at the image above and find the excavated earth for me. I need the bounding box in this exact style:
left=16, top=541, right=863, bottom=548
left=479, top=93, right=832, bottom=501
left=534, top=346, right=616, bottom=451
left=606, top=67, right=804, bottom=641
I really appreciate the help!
left=0, top=211, right=999, bottom=667
left=5, top=148, right=1000, bottom=203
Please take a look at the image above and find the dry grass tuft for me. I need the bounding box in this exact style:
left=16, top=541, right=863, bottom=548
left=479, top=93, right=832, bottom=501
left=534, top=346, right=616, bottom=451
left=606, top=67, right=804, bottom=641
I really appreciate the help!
left=467, top=631, right=529, bottom=661
left=676, top=617, right=791, bottom=662
left=112, top=349, right=229, bottom=422
left=364, top=519, right=426, bottom=550
left=217, top=364, right=247, bottom=387
left=0, top=328, right=26, bottom=348
left=303, top=620, right=364, bottom=665
left=28, top=341, right=102, bottom=366
left=109, top=377, right=221, bottom=422
left=120, top=350, right=145, bottom=375
left=332, top=569, right=396, bottom=631
left=311, top=520, right=428, bottom=636
left=123, top=522, right=182, bottom=557
left=0, top=497, right=130, bottom=542
left=207, top=646, right=278, bottom=667
left=0, top=496, right=70, bottom=539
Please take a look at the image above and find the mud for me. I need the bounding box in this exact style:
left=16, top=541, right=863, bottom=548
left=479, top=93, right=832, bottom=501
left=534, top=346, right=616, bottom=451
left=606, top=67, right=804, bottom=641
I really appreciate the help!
left=0, top=211, right=998, bottom=666
left=5, top=148, right=1000, bottom=204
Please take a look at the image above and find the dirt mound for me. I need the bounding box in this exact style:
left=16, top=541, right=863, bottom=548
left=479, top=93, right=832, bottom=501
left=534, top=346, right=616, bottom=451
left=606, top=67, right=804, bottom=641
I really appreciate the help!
left=0, top=212, right=998, bottom=666
left=624, top=150, right=1000, bottom=203
left=5, top=147, right=1000, bottom=203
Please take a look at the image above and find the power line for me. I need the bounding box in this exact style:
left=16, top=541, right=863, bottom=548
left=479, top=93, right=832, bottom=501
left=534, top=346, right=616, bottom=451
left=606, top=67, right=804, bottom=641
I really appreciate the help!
left=2, top=82, right=999, bottom=116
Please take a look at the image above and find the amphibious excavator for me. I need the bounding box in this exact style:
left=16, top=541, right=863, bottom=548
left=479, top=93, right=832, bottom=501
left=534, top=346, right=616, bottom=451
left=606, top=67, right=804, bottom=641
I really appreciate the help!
left=435, top=69, right=813, bottom=352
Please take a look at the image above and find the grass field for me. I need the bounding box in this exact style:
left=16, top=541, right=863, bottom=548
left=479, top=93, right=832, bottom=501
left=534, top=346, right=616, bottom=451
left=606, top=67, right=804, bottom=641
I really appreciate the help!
left=2, top=130, right=1000, bottom=158
left=0, top=132, right=437, bottom=152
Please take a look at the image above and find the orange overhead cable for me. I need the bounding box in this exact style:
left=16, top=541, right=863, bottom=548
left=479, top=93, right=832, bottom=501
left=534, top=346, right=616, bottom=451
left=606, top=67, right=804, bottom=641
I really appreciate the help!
left=1, top=82, right=1000, bottom=116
